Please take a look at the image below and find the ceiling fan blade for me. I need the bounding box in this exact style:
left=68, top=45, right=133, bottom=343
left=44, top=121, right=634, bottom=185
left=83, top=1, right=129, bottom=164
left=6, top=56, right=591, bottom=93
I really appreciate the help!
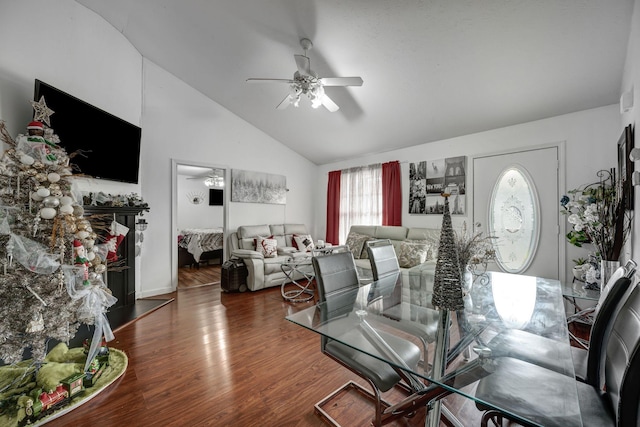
left=322, top=94, right=340, bottom=112
left=319, top=77, right=364, bottom=87
left=276, top=94, right=292, bottom=110
left=294, top=54, right=312, bottom=76
left=246, top=78, right=294, bottom=84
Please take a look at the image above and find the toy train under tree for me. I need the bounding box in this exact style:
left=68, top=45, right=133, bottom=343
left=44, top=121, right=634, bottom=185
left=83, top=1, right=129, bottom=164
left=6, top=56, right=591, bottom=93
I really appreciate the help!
left=20, top=341, right=110, bottom=424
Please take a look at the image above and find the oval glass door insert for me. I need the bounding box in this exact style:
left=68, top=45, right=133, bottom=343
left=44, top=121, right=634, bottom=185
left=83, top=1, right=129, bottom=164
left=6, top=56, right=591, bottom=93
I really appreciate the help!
left=488, top=165, right=540, bottom=273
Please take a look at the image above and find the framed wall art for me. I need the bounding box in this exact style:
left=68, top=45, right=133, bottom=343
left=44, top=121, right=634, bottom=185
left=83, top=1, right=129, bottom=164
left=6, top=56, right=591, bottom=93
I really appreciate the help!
left=618, top=124, right=634, bottom=210
left=231, top=169, right=287, bottom=205
left=409, top=156, right=466, bottom=215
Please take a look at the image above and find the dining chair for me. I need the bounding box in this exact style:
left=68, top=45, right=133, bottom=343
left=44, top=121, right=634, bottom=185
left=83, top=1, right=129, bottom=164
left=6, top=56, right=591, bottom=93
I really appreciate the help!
left=365, top=239, right=440, bottom=374
left=474, top=272, right=640, bottom=427
left=311, top=251, right=422, bottom=427
left=482, top=260, right=637, bottom=386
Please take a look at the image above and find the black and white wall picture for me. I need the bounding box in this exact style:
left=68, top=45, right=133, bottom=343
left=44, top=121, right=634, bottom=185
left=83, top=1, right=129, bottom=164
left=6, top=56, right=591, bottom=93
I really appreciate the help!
left=409, top=156, right=466, bottom=215
left=231, top=169, right=287, bottom=205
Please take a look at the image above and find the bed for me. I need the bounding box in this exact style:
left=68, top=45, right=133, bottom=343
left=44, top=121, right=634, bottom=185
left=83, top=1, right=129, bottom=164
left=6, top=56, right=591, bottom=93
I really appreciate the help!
left=178, top=227, right=224, bottom=267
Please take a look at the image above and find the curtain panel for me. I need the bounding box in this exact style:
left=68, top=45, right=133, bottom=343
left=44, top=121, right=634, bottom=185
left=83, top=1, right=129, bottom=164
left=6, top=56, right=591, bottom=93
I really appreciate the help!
left=338, top=164, right=382, bottom=244
left=325, top=170, right=341, bottom=245
left=382, top=161, right=402, bottom=226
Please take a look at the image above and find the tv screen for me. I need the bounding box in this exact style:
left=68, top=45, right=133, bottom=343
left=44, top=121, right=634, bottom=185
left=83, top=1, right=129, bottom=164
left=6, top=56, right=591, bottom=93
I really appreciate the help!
left=34, top=79, right=142, bottom=184
left=209, top=189, right=224, bottom=206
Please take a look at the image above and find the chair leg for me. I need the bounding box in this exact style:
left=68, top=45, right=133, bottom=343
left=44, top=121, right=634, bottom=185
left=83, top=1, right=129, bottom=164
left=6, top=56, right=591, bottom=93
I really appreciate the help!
left=481, top=410, right=504, bottom=427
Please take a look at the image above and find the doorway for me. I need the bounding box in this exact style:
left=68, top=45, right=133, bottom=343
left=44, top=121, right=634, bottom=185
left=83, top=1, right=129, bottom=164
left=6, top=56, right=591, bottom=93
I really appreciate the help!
left=171, top=159, right=229, bottom=290
left=473, top=145, right=564, bottom=280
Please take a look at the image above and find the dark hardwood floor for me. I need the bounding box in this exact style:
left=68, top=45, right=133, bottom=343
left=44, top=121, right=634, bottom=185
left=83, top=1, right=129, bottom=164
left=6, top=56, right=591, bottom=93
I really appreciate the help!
left=178, top=263, right=221, bottom=289
left=52, top=282, right=492, bottom=426
left=54, top=280, right=590, bottom=427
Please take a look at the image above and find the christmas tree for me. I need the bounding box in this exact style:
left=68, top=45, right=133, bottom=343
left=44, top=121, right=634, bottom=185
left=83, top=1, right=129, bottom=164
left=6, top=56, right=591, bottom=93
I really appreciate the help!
left=431, top=194, right=464, bottom=311
left=0, top=97, right=115, bottom=368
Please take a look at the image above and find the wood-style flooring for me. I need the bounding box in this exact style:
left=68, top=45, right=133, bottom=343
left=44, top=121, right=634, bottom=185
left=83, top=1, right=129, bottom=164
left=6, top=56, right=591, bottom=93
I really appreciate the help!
left=178, top=263, right=221, bottom=289
left=53, top=281, right=492, bottom=427
left=56, top=271, right=590, bottom=427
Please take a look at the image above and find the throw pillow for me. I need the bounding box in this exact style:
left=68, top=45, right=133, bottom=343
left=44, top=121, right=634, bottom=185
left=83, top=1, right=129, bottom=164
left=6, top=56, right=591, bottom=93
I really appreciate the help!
left=292, top=234, right=315, bottom=252
left=345, top=232, right=371, bottom=260
left=405, top=239, right=435, bottom=260
left=397, top=241, right=429, bottom=268
left=257, top=235, right=277, bottom=258
left=253, top=235, right=273, bottom=250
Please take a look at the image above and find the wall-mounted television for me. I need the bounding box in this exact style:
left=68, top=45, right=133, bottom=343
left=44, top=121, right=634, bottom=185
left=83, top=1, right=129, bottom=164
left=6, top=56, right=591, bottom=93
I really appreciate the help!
left=34, top=79, right=142, bottom=184
left=209, top=189, right=223, bottom=206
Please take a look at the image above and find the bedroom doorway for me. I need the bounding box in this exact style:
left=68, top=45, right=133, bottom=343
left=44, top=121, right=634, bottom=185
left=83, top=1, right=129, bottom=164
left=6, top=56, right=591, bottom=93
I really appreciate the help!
left=171, top=160, right=229, bottom=290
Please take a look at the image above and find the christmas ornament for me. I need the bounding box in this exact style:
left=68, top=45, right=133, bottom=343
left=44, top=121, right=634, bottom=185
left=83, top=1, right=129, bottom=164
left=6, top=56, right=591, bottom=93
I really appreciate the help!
left=73, top=239, right=91, bottom=285
left=29, top=96, right=55, bottom=126
left=39, top=207, right=56, bottom=219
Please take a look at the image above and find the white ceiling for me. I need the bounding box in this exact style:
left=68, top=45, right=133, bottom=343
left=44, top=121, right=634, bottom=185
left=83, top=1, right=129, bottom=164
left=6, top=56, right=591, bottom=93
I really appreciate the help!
left=75, top=0, right=635, bottom=165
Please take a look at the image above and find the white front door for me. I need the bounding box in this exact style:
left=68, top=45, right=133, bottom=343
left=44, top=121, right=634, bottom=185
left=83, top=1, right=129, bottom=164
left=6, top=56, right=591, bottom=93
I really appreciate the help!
left=473, top=146, right=560, bottom=279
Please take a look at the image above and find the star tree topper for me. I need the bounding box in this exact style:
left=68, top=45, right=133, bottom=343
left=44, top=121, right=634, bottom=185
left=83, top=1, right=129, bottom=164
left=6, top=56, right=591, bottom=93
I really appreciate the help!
left=30, top=96, right=55, bottom=126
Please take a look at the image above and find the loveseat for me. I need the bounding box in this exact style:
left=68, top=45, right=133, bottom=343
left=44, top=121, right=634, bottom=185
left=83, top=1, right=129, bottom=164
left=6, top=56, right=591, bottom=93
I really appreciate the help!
left=346, top=225, right=441, bottom=308
left=228, top=224, right=313, bottom=291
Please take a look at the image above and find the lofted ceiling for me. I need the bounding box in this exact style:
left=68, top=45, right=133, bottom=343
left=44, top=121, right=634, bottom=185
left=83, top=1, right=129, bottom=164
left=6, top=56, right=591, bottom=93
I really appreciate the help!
left=75, top=0, right=635, bottom=165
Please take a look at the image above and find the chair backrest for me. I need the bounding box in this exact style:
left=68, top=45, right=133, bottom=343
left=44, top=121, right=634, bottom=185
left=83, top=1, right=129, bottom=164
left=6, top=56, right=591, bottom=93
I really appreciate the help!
left=366, top=239, right=400, bottom=281
left=585, top=261, right=637, bottom=386
left=602, top=282, right=640, bottom=425
left=312, top=252, right=360, bottom=351
left=312, top=251, right=360, bottom=303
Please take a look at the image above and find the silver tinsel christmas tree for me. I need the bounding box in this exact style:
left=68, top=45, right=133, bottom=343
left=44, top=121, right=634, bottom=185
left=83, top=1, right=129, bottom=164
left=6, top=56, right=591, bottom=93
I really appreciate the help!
left=0, top=98, right=115, bottom=367
left=431, top=194, right=464, bottom=311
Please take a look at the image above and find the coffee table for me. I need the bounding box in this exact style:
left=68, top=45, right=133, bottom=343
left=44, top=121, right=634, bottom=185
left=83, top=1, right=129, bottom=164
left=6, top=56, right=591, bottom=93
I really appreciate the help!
left=280, top=255, right=316, bottom=302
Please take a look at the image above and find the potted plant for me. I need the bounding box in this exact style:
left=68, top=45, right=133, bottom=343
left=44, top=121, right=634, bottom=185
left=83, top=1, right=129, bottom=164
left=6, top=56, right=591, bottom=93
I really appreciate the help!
left=572, top=258, right=589, bottom=281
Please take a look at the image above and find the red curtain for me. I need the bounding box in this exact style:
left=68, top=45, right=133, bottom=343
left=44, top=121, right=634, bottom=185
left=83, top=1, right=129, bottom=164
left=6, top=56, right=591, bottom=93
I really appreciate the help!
left=326, top=170, right=341, bottom=244
left=382, top=161, right=402, bottom=226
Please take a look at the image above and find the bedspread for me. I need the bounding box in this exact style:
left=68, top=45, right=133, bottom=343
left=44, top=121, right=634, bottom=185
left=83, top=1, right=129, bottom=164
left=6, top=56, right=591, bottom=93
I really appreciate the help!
left=178, top=228, right=223, bottom=262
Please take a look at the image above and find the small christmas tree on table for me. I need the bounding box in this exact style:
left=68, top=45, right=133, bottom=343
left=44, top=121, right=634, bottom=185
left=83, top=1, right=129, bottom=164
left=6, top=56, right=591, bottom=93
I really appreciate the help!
left=0, top=97, right=116, bottom=370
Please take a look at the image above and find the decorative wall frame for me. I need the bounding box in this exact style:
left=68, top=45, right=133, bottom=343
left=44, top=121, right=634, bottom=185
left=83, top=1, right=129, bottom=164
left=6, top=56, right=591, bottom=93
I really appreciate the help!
left=618, top=124, right=634, bottom=210
left=231, top=169, right=287, bottom=205
left=409, top=156, right=466, bottom=215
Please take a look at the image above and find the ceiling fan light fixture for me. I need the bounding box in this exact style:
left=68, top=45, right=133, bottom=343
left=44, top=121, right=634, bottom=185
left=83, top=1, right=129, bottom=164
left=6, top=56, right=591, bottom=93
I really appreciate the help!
left=204, top=176, right=224, bottom=187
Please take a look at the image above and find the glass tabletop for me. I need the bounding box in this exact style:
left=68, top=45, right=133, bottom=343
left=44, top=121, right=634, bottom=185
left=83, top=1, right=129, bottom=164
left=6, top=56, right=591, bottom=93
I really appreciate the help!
left=562, top=280, right=601, bottom=301
left=286, top=271, right=581, bottom=427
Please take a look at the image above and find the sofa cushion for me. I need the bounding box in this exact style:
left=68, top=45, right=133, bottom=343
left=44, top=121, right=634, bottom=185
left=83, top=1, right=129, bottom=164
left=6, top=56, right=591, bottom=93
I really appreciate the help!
left=237, top=225, right=272, bottom=250
left=345, top=231, right=372, bottom=259
left=397, top=241, right=429, bottom=268
left=293, top=234, right=315, bottom=252
left=257, top=236, right=277, bottom=257
left=406, top=228, right=441, bottom=258
left=374, top=226, right=408, bottom=241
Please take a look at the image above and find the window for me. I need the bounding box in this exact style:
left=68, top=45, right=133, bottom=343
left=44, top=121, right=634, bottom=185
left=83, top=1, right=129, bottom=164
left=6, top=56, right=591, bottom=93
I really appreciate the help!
left=338, top=164, right=382, bottom=243
left=489, top=165, right=540, bottom=273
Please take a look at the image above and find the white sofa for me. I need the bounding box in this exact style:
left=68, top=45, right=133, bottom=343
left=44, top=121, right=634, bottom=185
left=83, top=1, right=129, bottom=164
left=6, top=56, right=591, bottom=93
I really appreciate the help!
left=228, top=224, right=312, bottom=291
left=346, top=225, right=441, bottom=308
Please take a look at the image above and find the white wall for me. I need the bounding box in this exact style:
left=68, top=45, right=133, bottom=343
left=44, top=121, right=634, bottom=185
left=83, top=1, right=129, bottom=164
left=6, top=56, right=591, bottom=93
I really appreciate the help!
left=0, top=0, right=317, bottom=299
left=621, top=0, right=640, bottom=270
left=140, top=60, right=316, bottom=296
left=176, top=175, right=223, bottom=230
left=314, top=104, right=622, bottom=284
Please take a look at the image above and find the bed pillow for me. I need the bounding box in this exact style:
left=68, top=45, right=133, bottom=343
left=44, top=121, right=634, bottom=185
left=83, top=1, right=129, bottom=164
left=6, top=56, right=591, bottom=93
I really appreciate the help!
left=345, top=231, right=371, bottom=260
left=397, top=240, right=429, bottom=268
left=257, top=235, right=277, bottom=258
left=293, top=234, right=315, bottom=252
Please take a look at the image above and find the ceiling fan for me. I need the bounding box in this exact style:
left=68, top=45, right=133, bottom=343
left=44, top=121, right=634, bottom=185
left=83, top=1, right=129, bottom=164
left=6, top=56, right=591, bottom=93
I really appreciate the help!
left=186, top=169, right=225, bottom=187
left=247, top=38, right=363, bottom=112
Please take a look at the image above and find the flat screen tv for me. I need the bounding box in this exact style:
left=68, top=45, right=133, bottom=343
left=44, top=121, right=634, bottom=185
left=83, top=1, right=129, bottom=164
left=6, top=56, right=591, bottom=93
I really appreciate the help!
left=34, top=79, right=142, bottom=184
left=209, top=189, right=223, bottom=206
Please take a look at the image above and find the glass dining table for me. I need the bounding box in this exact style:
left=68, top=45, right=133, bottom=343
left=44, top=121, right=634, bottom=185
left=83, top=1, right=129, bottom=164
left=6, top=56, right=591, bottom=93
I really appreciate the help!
left=285, top=270, right=582, bottom=427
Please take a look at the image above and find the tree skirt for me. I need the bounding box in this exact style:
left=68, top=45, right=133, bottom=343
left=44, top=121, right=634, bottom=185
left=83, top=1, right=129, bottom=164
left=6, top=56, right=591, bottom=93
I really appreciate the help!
left=0, top=344, right=128, bottom=426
